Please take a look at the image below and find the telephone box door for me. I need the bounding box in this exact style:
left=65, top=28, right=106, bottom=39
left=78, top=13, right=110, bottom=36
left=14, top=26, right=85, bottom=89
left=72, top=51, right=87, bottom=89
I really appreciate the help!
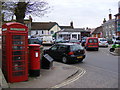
left=10, top=34, right=28, bottom=82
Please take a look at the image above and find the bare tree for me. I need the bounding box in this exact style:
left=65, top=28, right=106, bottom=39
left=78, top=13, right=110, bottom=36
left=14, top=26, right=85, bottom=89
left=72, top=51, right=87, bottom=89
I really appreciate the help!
left=0, top=1, right=2, bottom=27
left=2, top=0, right=50, bottom=24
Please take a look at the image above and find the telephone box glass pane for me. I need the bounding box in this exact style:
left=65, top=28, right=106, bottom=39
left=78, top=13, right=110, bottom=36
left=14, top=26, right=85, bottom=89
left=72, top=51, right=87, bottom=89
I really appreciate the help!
left=12, top=46, right=25, bottom=50
left=13, top=71, right=25, bottom=76
left=13, top=56, right=25, bottom=61
left=13, top=51, right=25, bottom=55
left=13, top=61, right=25, bottom=66
left=13, top=35, right=25, bottom=40
left=13, top=66, right=25, bottom=71
left=13, top=41, right=24, bottom=45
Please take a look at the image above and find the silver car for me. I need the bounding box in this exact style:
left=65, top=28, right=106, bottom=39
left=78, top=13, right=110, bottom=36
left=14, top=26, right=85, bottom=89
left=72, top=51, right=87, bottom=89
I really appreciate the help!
left=98, top=38, right=108, bottom=47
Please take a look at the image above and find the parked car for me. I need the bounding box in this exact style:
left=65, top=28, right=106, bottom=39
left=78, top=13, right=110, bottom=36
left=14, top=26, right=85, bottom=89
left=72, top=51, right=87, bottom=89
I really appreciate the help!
left=109, top=39, right=120, bottom=52
left=81, top=37, right=87, bottom=46
left=98, top=38, right=108, bottom=47
left=54, top=39, right=69, bottom=44
left=69, top=39, right=81, bottom=44
left=107, top=38, right=113, bottom=44
left=42, top=35, right=54, bottom=45
left=85, top=37, right=99, bottom=51
left=44, top=43, right=86, bottom=64
left=28, top=38, right=42, bottom=45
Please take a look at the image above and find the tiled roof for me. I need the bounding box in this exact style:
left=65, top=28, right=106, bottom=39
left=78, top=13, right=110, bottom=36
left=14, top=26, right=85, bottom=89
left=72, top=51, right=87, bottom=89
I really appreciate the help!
left=60, top=26, right=73, bottom=29
left=31, top=22, right=58, bottom=30
left=58, top=28, right=88, bottom=32
left=92, top=26, right=103, bottom=34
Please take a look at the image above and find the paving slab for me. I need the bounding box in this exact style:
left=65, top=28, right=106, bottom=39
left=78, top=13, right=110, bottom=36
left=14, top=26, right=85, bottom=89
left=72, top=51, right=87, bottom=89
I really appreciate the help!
left=8, top=62, right=80, bottom=88
left=0, top=68, right=9, bottom=89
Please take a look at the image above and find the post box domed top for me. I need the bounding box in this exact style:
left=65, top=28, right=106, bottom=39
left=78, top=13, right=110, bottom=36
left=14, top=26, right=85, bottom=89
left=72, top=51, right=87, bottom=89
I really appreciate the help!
left=28, top=44, right=40, bottom=47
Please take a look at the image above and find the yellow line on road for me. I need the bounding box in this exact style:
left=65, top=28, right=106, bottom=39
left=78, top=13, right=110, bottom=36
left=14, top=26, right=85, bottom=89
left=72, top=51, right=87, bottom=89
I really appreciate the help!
left=51, top=66, right=86, bottom=88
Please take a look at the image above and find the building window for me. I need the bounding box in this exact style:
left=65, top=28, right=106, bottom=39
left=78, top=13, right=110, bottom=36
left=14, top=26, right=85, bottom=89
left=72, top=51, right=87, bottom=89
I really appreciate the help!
left=72, top=34, right=77, bottom=39
left=42, top=31, right=44, bottom=34
left=36, top=31, right=38, bottom=34
left=51, top=31, right=54, bottom=34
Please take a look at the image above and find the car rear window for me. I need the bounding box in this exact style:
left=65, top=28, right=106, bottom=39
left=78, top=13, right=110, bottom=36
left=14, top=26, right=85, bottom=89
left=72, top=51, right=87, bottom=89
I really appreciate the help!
left=70, top=45, right=83, bottom=51
left=100, top=39, right=107, bottom=41
left=94, top=39, right=98, bottom=43
left=29, top=39, right=41, bottom=44
left=88, top=39, right=98, bottom=43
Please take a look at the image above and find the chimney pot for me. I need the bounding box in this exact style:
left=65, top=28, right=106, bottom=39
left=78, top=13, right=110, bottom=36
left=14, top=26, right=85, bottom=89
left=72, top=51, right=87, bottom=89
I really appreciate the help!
left=109, top=14, right=112, bottom=20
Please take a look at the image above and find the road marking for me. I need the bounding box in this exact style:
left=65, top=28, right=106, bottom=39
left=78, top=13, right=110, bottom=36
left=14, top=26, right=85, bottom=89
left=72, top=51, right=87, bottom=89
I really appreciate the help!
left=50, top=66, right=86, bottom=88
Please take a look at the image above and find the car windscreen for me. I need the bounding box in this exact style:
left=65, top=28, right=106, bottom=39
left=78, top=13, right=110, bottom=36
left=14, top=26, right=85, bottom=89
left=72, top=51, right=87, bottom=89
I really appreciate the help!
left=69, top=40, right=79, bottom=42
left=100, top=39, right=107, bottom=41
left=70, top=45, right=84, bottom=51
left=56, top=39, right=63, bottom=42
left=116, top=37, right=120, bottom=40
left=29, top=39, right=40, bottom=44
left=82, top=38, right=86, bottom=41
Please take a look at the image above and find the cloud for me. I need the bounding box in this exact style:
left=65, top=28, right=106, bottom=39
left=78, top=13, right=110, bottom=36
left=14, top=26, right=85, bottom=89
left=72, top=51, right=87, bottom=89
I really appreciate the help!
left=35, top=0, right=119, bottom=28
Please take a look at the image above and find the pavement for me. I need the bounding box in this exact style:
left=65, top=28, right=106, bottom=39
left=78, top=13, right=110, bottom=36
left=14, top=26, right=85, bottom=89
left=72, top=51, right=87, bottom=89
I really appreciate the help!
left=0, top=68, right=9, bottom=89
left=109, top=48, right=120, bottom=56
left=1, top=61, right=81, bottom=89
left=110, top=52, right=120, bottom=56
left=0, top=42, right=81, bottom=89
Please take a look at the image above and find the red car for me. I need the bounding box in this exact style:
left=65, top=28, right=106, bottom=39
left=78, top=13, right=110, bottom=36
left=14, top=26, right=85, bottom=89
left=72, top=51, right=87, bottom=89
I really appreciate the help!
left=85, top=37, right=99, bottom=51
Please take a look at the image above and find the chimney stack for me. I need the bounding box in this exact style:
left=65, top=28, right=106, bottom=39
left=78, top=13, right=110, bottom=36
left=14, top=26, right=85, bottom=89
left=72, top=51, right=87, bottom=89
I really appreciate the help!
left=29, top=15, right=32, bottom=22
left=118, top=1, right=120, bottom=12
left=108, top=9, right=112, bottom=20
left=103, top=18, right=106, bottom=23
left=109, top=14, right=112, bottom=20
left=70, top=21, right=73, bottom=28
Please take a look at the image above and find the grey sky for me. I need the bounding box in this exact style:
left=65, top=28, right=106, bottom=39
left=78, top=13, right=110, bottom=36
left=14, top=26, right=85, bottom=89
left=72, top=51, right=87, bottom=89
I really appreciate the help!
left=33, top=0, right=119, bottom=28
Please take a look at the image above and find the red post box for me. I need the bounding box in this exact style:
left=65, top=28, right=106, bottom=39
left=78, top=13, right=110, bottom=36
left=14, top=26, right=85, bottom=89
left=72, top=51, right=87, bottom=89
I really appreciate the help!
left=28, top=44, right=40, bottom=77
left=2, top=22, right=28, bottom=83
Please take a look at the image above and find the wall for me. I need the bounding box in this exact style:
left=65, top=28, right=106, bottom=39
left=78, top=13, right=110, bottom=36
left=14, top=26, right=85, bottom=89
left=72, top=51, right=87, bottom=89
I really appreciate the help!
left=31, top=25, right=61, bottom=37
left=102, top=20, right=116, bottom=38
left=49, top=24, right=61, bottom=34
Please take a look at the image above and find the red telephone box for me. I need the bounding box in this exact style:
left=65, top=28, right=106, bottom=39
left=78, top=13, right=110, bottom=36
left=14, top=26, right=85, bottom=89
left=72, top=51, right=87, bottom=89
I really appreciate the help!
left=2, top=22, right=28, bottom=83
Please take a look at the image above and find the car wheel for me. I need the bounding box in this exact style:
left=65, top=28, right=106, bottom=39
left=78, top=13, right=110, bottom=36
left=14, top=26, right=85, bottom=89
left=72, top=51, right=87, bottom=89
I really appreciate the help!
left=109, top=48, right=115, bottom=52
left=62, top=57, right=68, bottom=64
